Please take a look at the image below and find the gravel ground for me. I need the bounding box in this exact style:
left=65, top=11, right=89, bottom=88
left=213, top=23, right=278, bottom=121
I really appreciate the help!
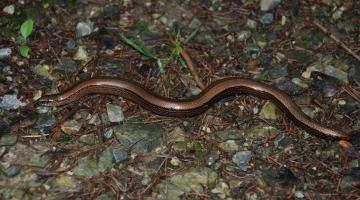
left=0, top=0, right=359, bottom=199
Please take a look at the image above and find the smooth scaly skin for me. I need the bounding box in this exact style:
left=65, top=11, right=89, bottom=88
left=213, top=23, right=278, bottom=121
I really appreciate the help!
left=39, top=77, right=348, bottom=140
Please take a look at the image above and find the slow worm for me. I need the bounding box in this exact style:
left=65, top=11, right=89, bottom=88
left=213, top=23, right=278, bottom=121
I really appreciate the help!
left=39, top=77, right=348, bottom=140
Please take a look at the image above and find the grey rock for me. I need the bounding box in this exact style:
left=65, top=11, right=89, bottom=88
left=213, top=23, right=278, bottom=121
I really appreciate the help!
left=113, top=123, right=164, bottom=153
left=237, top=30, right=252, bottom=41
left=112, top=148, right=127, bottom=163
left=106, top=104, right=124, bottom=123
left=36, top=113, right=56, bottom=128
left=260, top=0, right=281, bottom=11
left=103, top=127, right=113, bottom=139
left=76, top=22, right=93, bottom=38
left=0, top=48, right=12, bottom=59
left=89, top=113, right=101, bottom=125
left=294, top=191, right=305, bottom=198
left=3, top=4, right=15, bottom=14
left=73, top=147, right=113, bottom=176
left=0, top=94, right=26, bottom=110
left=260, top=13, right=274, bottom=24
left=61, top=120, right=82, bottom=134
left=0, top=134, right=18, bottom=146
left=79, top=134, right=96, bottom=145
left=65, top=39, right=76, bottom=49
left=246, top=19, right=257, bottom=29
left=232, top=151, right=252, bottom=171
left=73, top=46, right=89, bottom=62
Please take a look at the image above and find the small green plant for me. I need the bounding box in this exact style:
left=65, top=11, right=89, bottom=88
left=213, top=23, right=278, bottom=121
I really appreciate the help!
left=118, top=29, right=199, bottom=74
left=183, top=29, right=198, bottom=44
left=58, top=132, right=72, bottom=142
left=119, top=32, right=181, bottom=74
left=19, top=19, right=34, bottom=57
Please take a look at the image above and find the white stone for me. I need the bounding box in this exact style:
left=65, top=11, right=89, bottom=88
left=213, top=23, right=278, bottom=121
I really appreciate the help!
left=3, top=5, right=15, bottom=14
left=260, top=0, right=281, bottom=11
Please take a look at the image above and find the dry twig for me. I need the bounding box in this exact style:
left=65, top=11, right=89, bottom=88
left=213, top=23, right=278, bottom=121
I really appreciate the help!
left=179, top=47, right=206, bottom=89
left=312, top=20, right=360, bottom=62
left=168, top=35, right=206, bottom=89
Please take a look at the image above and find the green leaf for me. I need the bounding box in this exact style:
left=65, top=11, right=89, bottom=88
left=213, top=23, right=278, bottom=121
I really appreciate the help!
left=20, top=19, right=34, bottom=39
left=118, top=33, right=157, bottom=60
left=58, top=132, right=72, bottom=142
left=19, top=45, right=30, bottom=57
left=156, top=59, right=164, bottom=74
left=184, top=29, right=198, bottom=44
left=179, top=58, right=187, bottom=68
left=169, top=31, right=181, bottom=59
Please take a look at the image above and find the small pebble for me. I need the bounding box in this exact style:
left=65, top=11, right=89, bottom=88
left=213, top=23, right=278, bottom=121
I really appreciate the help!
left=106, top=104, right=124, bottom=123
left=237, top=30, right=251, bottom=41
left=0, top=134, right=18, bottom=146
left=170, top=157, right=182, bottom=166
left=260, top=13, right=274, bottom=24
left=61, top=120, right=82, bottom=134
left=79, top=134, right=96, bottom=145
left=338, top=100, right=346, bottom=106
left=260, top=0, right=281, bottom=11
left=294, top=191, right=304, bottom=198
left=0, top=48, right=12, bottom=59
left=112, top=148, right=128, bottom=163
left=88, top=113, right=101, bottom=125
left=73, top=46, right=89, bottom=61
left=76, top=22, right=93, bottom=38
left=232, top=151, right=252, bottom=171
left=3, top=4, right=15, bottom=14
left=36, top=113, right=56, bottom=128
left=103, top=127, right=113, bottom=139
left=246, top=19, right=257, bottom=29
left=0, top=94, right=26, bottom=110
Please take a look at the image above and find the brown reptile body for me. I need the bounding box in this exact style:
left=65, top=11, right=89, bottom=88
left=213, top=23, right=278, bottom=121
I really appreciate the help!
left=39, top=77, right=348, bottom=140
